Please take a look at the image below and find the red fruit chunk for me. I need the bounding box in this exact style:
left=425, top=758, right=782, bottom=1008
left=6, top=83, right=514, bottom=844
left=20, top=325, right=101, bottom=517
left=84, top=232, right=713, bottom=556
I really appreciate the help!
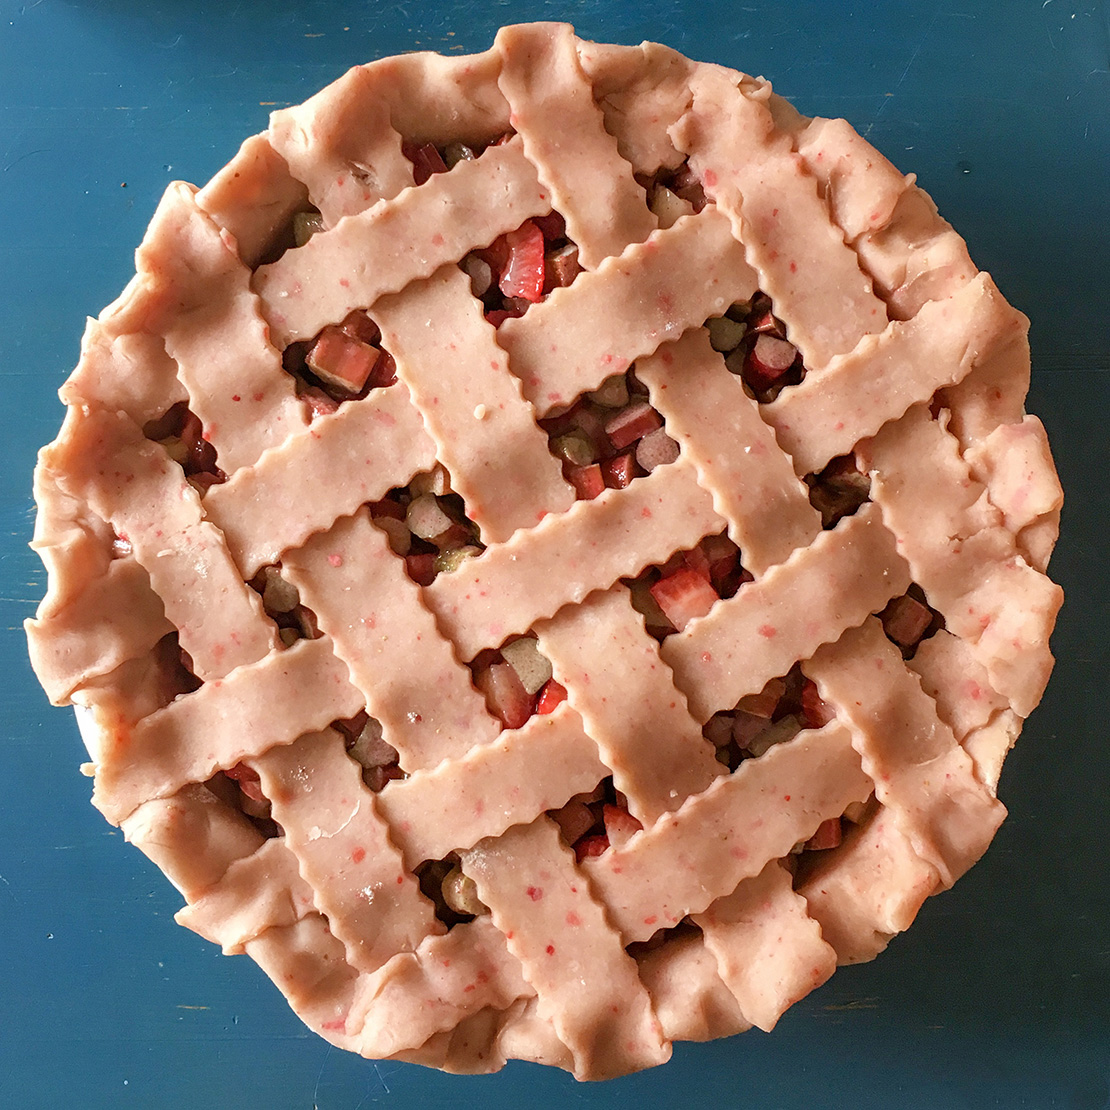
left=475, top=661, right=535, bottom=730
left=805, top=818, right=843, bottom=851
left=402, top=141, right=448, bottom=185
left=486, top=306, right=527, bottom=328
left=745, top=334, right=798, bottom=392
left=225, top=762, right=264, bottom=803
left=499, top=220, right=545, bottom=302
left=536, top=679, right=568, bottom=714
left=604, top=402, right=664, bottom=449
left=682, top=545, right=712, bottom=581
left=374, top=350, right=398, bottom=388
left=300, top=386, right=340, bottom=420
left=550, top=798, right=594, bottom=844
left=306, top=328, right=381, bottom=394
left=880, top=594, right=934, bottom=649
left=748, top=308, right=786, bottom=338
left=602, top=452, right=637, bottom=490
left=567, top=463, right=605, bottom=500
left=543, top=243, right=581, bottom=292
left=339, top=309, right=381, bottom=345
left=635, top=427, right=680, bottom=472
left=650, top=566, right=719, bottom=630
left=574, top=834, right=610, bottom=862
left=405, top=552, right=437, bottom=587
left=369, top=496, right=406, bottom=522
left=602, top=804, right=643, bottom=847
left=801, top=678, right=836, bottom=728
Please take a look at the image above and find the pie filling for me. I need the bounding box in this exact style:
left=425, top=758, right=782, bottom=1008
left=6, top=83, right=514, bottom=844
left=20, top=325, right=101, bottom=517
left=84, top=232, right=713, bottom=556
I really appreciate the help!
left=540, top=369, right=680, bottom=500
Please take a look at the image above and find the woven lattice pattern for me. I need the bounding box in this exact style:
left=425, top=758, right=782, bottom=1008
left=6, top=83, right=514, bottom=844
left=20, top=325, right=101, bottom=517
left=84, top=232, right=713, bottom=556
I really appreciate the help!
left=27, top=24, right=1062, bottom=1079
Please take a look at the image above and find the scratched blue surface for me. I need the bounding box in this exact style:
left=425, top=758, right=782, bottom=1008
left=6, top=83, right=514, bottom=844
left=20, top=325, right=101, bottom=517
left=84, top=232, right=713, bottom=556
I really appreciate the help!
left=1, top=1, right=1108, bottom=1107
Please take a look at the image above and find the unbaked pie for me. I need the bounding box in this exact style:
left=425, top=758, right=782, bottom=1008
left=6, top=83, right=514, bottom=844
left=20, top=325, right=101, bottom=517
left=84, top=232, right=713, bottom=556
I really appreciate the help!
left=26, top=22, right=1063, bottom=1079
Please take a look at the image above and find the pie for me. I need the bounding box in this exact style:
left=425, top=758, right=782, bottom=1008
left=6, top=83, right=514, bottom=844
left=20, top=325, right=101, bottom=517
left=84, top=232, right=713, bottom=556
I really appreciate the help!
left=26, top=22, right=1063, bottom=1080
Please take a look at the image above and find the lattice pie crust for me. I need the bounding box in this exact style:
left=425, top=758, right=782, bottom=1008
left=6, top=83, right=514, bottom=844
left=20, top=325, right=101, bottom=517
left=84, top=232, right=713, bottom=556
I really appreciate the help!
left=27, top=24, right=1063, bottom=1079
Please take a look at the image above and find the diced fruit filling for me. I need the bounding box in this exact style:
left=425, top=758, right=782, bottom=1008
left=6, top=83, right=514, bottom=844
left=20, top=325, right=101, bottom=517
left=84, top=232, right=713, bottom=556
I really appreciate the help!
left=702, top=663, right=833, bottom=773
left=636, top=159, right=712, bottom=225
left=540, top=369, right=680, bottom=500
left=415, top=854, right=489, bottom=928
left=878, top=585, right=943, bottom=658
left=367, top=466, right=485, bottom=587
left=282, top=309, right=397, bottom=416
left=547, top=777, right=644, bottom=862
left=142, top=402, right=226, bottom=493
left=148, top=631, right=203, bottom=708
left=805, top=453, right=872, bottom=528
left=707, top=291, right=808, bottom=402
left=460, top=210, right=582, bottom=326
left=207, top=762, right=281, bottom=839
left=247, top=565, right=321, bottom=647
left=333, top=710, right=407, bottom=792
left=624, top=532, right=749, bottom=640
left=469, top=635, right=558, bottom=730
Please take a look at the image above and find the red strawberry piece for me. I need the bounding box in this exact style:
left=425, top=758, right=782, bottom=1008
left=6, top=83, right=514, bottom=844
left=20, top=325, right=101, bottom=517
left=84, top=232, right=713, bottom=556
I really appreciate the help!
left=339, top=309, right=381, bottom=345
left=602, top=804, right=644, bottom=848
left=602, top=452, right=638, bottom=490
left=745, top=334, right=798, bottom=392
left=567, top=463, right=605, bottom=500
left=371, top=349, right=397, bottom=389
left=301, top=386, right=340, bottom=420
left=476, top=234, right=511, bottom=281
left=536, top=679, right=568, bottom=714
left=649, top=566, right=719, bottom=630
left=574, top=833, right=610, bottom=863
left=474, top=661, right=535, bottom=730
left=801, top=678, right=836, bottom=728
left=532, top=211, right=567, bottom=242
left=405, top=552, right=437, bottom=587
left=805, top=818, right=843, bottom=851
left=402, top=141, right=448, bottom=186
left=306, top=328, right=382, bottom=394
left=225, top=762, right=264, bottom=803
left=737, top=677, right=786, bottom=719
left=682, top=545, right=713, bottom=581
left=543, top=243, right=581, bottom=292
left=499, top=220, right=546, bottom=302
left=880, top=594, right=934, bottom=649
left=604, top=402, right=664, bottom=449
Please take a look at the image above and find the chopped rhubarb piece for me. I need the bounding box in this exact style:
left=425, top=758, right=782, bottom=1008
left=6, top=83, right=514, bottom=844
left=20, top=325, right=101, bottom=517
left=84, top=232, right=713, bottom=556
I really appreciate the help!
left=805, top=818, right=843, bottom=851
left=880, top=594, right=934, bottom=649
left=551, top=431, right=596, bottom=467
left=442, top=865, right=486, bottom=916
left=682, top=545, right=712, bottom=582
left=409, top=464, right=452, bottom=497
left=306, top=328, right=381, bottom=394
left=648, top=183, right=695, bottom=229
left=348, top=719, right=398, bottom=771
left=402, top=140, right=448, bottom=185
left=649, top=566, right=719, bottom=630
left=732, top=710, right=768, bottom=749
left=669, top=164, right=707, bottom=212
left=443, top=142, right=476, bottom=168
left=224, top=761, right=258, bottom=784
left=800, top=678, right=836, bottom=728
left=574, top=834, right=610, bottom=862
left=501, top=636, right=553, bottom=695
left=300, top=386, right=340, bottom=420
left=747, top=714, right=803, bottom=758
left=602, top=452, right=637, bottom=489
left=604, top=402, right=664, bottom=450
left=474, top=661, right=535, bottom=730
left=588, top=373, right=630, bottom=409
left=543, top=243, right=581, bottom=291
left=745, top=334, right=798, bottom=392
left=707, top=314, right=747, bottom=352
left=536, top=679, right=568, bottom=714
left=498, top=220, right=545, bottom=302
left=406, top=493, right=455, bottom=543
left=602, top=804, right=643, bottom=847
left=461, top=253, right=493, bottom=298
left=550, top=797, right=594, bottom=843
left=372, top=349, right=398, bottom=388
left=405, top=552, right=437, bottom=586
left=635, top=427, right=680, bottom=472
left=748, top=308, right=787, bottom=338
left=737, top=677, right=786, bottom=719
left=567, top=463, right=605, bottom=500
left=339, top=309, right=380, bottom=345
left=375, top=515, right=412, bottom=556
left=369, top=496, right=406, bottom=521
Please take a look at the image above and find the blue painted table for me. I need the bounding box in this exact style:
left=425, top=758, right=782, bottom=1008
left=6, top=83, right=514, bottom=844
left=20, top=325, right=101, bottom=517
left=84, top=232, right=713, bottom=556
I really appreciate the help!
left=2, top=2, right=1107, bottom=1107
